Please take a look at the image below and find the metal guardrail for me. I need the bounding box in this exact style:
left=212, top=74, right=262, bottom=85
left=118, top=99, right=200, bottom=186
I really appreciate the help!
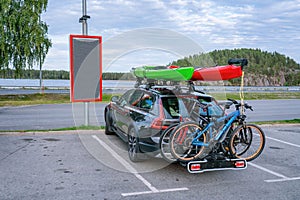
left=0, top=85, right=299, bottom=91
left=199, top=86, right=300, bottom=92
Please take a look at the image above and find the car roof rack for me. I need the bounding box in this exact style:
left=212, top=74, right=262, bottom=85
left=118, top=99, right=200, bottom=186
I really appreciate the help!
left=135, top=78, right=206, bottom=95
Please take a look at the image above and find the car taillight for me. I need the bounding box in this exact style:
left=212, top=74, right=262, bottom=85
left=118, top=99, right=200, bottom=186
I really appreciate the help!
left=151, top=118, right=163, bottom=130
left=151, top=99, right=168, bottom=130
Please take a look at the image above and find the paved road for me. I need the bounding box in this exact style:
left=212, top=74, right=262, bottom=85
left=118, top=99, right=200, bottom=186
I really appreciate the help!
left=0, top=100, right=299, bottom=131
left=0, top=125, right=300, bottom=199
left=1, top=86, right=299, bottom=95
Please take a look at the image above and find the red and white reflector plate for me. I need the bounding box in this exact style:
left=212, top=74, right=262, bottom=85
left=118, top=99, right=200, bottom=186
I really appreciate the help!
left=190, top=164, right=201, bottom=171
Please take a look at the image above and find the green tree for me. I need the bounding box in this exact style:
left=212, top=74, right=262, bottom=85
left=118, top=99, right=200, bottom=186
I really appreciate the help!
left=0, top=0, right=51, bottom=77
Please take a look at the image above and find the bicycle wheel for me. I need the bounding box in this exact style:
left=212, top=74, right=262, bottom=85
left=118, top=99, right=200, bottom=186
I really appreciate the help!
left=159, top=124, right=179, bottom=163
left=229, top=124, right=265, bottom=161
left=170, top=121, right=207, bottom=162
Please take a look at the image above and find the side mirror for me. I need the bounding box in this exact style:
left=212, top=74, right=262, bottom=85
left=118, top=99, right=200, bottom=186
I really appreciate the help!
left=111, top=96, right=119, bottom=102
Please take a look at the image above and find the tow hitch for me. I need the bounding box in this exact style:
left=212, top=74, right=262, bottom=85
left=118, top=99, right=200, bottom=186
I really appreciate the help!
left=187, top=158, right=247, bottom=173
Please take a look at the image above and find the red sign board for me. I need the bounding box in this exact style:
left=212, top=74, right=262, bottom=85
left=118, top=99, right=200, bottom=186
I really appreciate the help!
left=69, top=35, right=102, bottom=102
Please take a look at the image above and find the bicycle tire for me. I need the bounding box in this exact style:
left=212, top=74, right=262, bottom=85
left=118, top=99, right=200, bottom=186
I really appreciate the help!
left=159, top=124, right=179, bottom=163
left=229, top=124, right=265, bottom=161
left=169, top=121, right=207, bottom=162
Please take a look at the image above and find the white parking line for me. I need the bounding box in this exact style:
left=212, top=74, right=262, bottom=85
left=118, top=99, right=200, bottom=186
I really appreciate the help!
left=250, top=134, right=300, bottom=182
left=122, top=187, right=189, bottom=197
left=265, top=177, right=300, bottom=183
left=248, top=159, right=300, bottom=183
left=248, top=162, right=288, bottom=179
left=265, top=136, right=300, bottom=148
left=248, top=163, right=300, bottom=182
left=92, top=135, right=189, bottom=197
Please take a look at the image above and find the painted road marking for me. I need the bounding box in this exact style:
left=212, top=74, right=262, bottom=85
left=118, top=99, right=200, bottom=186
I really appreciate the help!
left=249, top=161, right=300, bottom=183
left=248, top=162, right=288, bottom=179
left=253, top=132, right=300, bottom=148
left=92, top=135, right=188, bottom=197
left=122, top=187, right=189, bottom=197
left=265, top=177, right=300, bottom=183
left=250, top=134, right=300, bottom=182
left=265, top=135, right=300, bottom=148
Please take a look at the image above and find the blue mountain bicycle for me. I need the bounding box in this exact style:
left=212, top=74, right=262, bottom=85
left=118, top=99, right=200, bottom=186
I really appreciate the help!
left=169, top=98, right=265, bottom=162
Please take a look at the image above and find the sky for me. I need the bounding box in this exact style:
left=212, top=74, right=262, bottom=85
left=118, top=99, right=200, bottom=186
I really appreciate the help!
left=41, top=0, right=300, bottom=72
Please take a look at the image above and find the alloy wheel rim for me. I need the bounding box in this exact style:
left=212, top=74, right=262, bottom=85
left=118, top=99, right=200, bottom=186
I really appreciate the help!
left=128, top=134, right=137, bottom=157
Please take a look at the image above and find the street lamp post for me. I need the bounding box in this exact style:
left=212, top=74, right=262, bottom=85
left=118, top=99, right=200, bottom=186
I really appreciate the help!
left=79, top=0, right=90, bottom=126
left=79, top=0, right=90, bottom=35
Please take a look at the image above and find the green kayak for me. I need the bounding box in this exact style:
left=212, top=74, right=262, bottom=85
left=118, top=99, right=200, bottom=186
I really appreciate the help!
left=133, top=66, right=194, bottom=81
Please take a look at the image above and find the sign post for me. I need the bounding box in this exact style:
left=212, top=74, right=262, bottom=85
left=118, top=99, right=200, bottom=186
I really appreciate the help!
left=80, top=0, right=90, bottom=126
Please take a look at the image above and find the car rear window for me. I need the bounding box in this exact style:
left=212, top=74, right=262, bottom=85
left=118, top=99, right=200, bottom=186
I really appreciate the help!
left=161, top=97, right=189, bottom=119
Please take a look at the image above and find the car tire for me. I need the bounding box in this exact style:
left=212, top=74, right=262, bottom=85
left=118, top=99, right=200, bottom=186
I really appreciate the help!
left=128, top=128, right=142, bottom=162
left=104, top=110, right=115, bottom=135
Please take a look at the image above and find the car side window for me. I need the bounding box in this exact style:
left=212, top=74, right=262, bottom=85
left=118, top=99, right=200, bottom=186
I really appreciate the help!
left=129, top=90, right=144, bottom=106
left=138, top=93, right=155, bottom=110
left=162, top=97, right=189, bottom=119
left=162, top=98, right=180, bottom=118
left=130, top=90, right=155, bottom=111
left=119, top=89, right=134, bottom=106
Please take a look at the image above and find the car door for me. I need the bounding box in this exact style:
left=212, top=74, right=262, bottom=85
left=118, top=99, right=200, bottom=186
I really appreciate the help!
left=122, top=90, right=145, bottom=133
left=128, top=91, right=158, bottom=136
left=111, top=89, right=134, bottom=134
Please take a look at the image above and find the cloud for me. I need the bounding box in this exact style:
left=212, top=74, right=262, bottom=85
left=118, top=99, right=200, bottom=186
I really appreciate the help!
left=102, top=28, right=207, bottom=71
left=40, top=34, right=70, bottom=70
left=164, top=1, right=254, bottom=35
left=49, top=34, right=69, bottom=45
left=106, top=50, right=179, bottom=72
left=43, top=48, right=69, bottom=70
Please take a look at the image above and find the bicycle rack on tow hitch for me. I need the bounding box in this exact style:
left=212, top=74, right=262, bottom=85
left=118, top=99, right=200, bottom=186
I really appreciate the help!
left=184, top=158, right=247, bottom=174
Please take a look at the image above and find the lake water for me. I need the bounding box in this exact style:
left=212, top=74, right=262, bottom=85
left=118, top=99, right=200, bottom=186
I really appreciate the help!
left=0, top=78, right=299, bottom=92
left=0, top=79, right=136, bottom=88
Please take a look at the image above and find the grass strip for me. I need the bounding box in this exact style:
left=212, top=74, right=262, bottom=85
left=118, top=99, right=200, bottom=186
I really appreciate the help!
left=254, top=119, right=300, bottom=125
left=0, top=93, right=116, bottom=107
left=51, top=125, right=105, bottom=131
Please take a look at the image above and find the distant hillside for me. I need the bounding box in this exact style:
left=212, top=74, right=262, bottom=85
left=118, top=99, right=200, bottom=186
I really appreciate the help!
left=171, top=48, right=300, bottom=86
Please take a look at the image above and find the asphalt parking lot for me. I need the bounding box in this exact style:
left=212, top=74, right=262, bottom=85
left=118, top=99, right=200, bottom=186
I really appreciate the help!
left=0, top=124, right=300, bottom=200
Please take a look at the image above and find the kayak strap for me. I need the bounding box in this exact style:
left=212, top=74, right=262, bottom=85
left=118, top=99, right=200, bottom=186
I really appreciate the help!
left=239, top=71, right=245, bottom=114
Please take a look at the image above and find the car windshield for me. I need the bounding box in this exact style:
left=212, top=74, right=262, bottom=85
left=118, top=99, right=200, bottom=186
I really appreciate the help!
left=161, top=97, right=190, bottom=119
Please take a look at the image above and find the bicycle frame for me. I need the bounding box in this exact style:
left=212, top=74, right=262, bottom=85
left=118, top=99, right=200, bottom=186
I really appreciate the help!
left=192, top=109, right=240, bottom=147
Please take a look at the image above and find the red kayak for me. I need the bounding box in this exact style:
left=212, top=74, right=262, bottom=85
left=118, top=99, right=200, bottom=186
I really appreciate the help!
left=191, top=65, right=242, bottom=81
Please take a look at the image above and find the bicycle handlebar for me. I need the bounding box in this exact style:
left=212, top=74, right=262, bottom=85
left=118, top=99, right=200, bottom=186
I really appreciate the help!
left=227, top=98, right=253, bottom=111
left=227, top=98, right=238, bottom=104
left=245, top=103, right=253, bottom=111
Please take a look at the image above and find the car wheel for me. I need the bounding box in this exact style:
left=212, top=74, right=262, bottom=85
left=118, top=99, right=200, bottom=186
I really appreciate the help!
left=128, top=129, right=141, bottom=162
left=104, top=110, right=115, bottom=135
